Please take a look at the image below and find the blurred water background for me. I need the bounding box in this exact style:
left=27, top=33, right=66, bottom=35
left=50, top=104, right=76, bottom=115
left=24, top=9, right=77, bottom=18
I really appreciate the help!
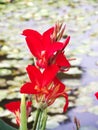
left=0, top=0, right=98, bottom=130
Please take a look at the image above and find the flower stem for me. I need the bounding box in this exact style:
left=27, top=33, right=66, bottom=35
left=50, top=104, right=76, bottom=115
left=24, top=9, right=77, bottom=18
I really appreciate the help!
left=32, top=108, right=47, bottom=130
left=41, top=109, right=48, bottom=130
left=20, top=94, right=27, bottom=130
left=32, top=108, right=41, bottom=130
left=36, top=109, right=43, bottom=130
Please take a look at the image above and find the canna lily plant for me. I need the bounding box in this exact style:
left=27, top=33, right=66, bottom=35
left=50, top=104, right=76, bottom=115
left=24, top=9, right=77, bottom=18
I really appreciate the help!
left=0, top=22, right=82, bottom=130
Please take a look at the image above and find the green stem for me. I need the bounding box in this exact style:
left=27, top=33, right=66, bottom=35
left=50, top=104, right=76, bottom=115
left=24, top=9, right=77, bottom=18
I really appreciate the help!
left=36, top=109, right=43, bottom=130
left=32, top=108, right=47, bottom=130
left=20, top=94, right=27, bottom=130
left=41, top=109, right=48, bottom=130
left=32, top=108, right=41, bottom=130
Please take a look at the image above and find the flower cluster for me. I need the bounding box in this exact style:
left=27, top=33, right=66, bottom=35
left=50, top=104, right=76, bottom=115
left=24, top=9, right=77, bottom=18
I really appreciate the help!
left=5, top=22, right=71, bottom=129
left=20, top=22, right=70, bottom=111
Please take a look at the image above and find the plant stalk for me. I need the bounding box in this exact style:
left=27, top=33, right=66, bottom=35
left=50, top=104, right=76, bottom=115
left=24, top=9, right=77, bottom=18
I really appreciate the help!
left=32, top=108, right=42, bottom=130
left=32, top=108, right=47, bottom=130
left=20, top=94, right=27, bottom=130
left=41, top=109, right=48, bottom=130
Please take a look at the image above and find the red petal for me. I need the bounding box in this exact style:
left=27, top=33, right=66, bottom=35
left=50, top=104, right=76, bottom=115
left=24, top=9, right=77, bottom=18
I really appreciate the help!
left=20, top=82, right=38, bottom=94
left=48, top=42, right=63, bottom=57
left=5, top=101, right=20, bottom=113
left=43, top=27, right=54, bottom=37
left=22, top=29, right=41, bottom=39
left=22, top=29, right=43, bottom=58
left=26, top=101, right=32, bottom=108
left=26, top=65, right=42, bottom=85
left=26, top=37, right=42, bottom=58
left=62, top=36, right=70, bottom=50
left=62, top=93, right=69, bottom=112
left=46, top=88, right=68, bottom=112
left=95, top=92, right=98, bottom=99
left=42, top=27, right=54, bottom=49
left=42, top=64, right=59, bottom=86
left=55, top=93, right=68, bottom=112
left=53, top=77, right=65, bottom=92
left=55, top=53, right=70, bottom=68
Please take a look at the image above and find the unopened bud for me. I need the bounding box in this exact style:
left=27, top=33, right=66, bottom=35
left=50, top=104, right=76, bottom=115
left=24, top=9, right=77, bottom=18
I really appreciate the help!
left=51, top=21, right=66, bottom=42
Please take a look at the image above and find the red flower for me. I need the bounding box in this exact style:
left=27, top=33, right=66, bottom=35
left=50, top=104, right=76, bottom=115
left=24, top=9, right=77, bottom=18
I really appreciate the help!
left=5, top=101, right=32, bottom=126
left=20, top=65, right=68, bottom=112
left=20, top=64, right=59, bottom=94
left=95, top=92, right=98, bottom=99
left=20, top=23, right=70, bottom=112
left=22, top=27, right=64, bottom=68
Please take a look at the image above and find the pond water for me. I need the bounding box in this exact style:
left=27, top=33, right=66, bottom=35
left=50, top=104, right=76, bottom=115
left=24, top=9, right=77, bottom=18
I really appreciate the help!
left=52, top=47, right=98, bottom=130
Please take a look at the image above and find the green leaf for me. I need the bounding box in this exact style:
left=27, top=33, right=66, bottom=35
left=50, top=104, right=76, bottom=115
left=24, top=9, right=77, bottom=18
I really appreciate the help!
left=0, top=119, right=18, bottom=130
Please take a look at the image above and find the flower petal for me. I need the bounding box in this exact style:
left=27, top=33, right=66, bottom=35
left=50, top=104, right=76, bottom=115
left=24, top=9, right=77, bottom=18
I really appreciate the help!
left=26, top=101, right=32, bottom=117
left=26, top=101, right=32, bottom=108
left=22, top=29, right=44, bottom=58
left=43, top=27, right=54, bottom=37
left=62, top=93, right=69, bottom=112
left=22, top=29, right=41, bottom=39
left=42, top=27, right=54, bottom=49
left=62, top=36, right=70, bottom=50
left=53, top=77, right=65, bottom=91
left=48, top=42, right=63, bottom=57
left=20, top=82, right=38, bottom=94
left=5, top=101, right=20, bottom=113
left=26, top=65, right=42, bottom=85
left=95, top=92, right=98, bottom=99
left=55, top=53, right=70, bottom=68
left=42, top=64, right=59, bottom=86
left=55, top=93, right=68, bottom=112
left=25, top=37, right=42, bottom=58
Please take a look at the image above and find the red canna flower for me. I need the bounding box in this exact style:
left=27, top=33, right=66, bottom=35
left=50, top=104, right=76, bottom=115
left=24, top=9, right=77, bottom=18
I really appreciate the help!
left=22, top=27, right=64, bottom=68
left=20, top=23, right=70, bottom=113
left=95, top=92, right=98, bottom=99
left=20, top=65, right=68, bottom=112
left=22, top=25, right=70, bottom=69
left=20, top=64, right=59, bottom=94
left=5, top=101, right=32, bottom=126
